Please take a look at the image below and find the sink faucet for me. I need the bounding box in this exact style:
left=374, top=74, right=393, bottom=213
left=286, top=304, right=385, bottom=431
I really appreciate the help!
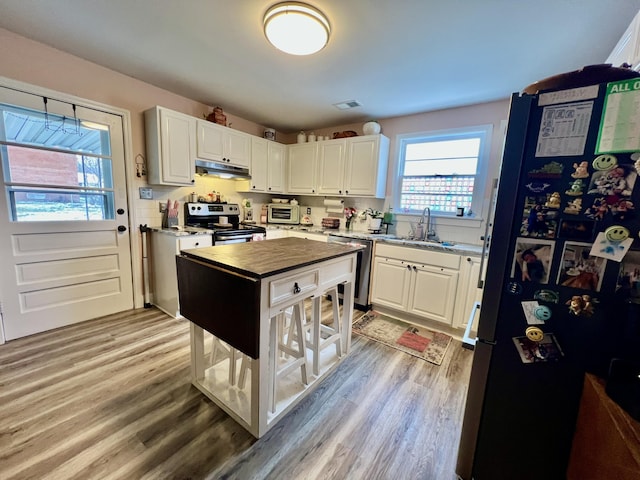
left=419, top=207, right=438, bottom=241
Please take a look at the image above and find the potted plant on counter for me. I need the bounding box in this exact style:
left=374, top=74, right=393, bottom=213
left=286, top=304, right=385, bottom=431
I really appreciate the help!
left=364, top=208, right=383, bottom=230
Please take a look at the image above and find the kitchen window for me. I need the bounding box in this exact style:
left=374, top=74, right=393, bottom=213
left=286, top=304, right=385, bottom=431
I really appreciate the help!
left=0, top=102, right=115, bottom=221
left=395, top=125, right=492, bottom=216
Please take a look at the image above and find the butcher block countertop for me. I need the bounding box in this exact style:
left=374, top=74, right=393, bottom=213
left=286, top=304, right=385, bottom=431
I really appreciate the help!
left=180, top=237, right=362, bottom=278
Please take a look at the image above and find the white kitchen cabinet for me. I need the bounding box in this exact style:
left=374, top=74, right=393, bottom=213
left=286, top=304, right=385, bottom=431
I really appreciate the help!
left=344, top=135, right=389, bottom=197
left=453, top=255, right=483, bottom=332
left=150, top=232, right=212, bottom=318
left=286, top=231, right=327, bottom=242
left=250, top=138, right=285, bottom=193
left=265, top=229, right=288, bottom=240
left=286, top=135, right=388, bottom=197
left=145, top=106, right=197, bottom=186
left=196, top=119, right=251, bottom=168
left=371, top=243, right=461, bottom=327
left=316, top=139, right=347, bottom=195
left=288, top=142, right=318, bottom=194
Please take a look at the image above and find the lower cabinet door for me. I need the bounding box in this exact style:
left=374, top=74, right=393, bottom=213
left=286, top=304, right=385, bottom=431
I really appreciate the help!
left=408, top=265, right=458, bottom=325
left=371, top=257, right=411, bottom=310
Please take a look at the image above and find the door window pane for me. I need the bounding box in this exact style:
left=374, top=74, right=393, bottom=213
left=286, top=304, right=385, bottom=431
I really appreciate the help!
left=1, top=102, right=115, bottom=222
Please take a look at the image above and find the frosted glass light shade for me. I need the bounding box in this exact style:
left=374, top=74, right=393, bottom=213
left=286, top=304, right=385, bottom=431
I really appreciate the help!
left=264, top=2, right=330, bottom=55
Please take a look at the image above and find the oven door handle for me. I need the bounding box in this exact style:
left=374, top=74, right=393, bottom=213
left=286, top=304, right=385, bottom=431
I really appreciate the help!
left=215, top=233, right=254, bottom=240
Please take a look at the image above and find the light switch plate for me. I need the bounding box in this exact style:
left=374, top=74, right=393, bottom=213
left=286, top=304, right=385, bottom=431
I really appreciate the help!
left=139, top=187, right=153, bottom=199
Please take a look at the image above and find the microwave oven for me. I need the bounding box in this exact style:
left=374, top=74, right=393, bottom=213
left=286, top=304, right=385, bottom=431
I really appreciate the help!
left=267, top=203, right=300, bottom=224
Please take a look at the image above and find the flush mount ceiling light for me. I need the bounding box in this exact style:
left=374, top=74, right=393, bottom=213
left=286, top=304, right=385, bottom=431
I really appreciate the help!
left=263, top=2, right=331, bottom=55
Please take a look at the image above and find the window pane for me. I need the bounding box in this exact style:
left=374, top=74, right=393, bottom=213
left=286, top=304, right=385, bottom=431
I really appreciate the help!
left=404, top=157, right=478, bottom=175
left=1, top=102, right=115, bottom=222
left=11, top=189, right=114, bottom=221
left=1, top=105, right=110, bottom=155
left=5, top=145, right=113, bottom=188
left=406, top=138, right=480, bottom=160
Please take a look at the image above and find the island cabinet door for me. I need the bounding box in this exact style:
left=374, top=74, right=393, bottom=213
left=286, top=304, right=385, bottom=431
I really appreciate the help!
left=176, top=256, right=261, bottom=358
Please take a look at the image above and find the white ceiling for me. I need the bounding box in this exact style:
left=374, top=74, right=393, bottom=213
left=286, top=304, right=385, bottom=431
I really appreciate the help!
left=1, top=0, right=639, bottom=133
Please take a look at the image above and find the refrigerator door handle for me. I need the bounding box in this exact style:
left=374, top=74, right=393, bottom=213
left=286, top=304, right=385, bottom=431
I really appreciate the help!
left=462, top=302, right=482, bottom=349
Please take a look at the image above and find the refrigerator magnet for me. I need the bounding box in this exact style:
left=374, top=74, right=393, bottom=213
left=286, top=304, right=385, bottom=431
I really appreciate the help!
left=616, top=251, right=640, bottom=303
left=521, top=301, right=552, bottom=324
left=511, top=238, right=555, bottom=284
left=527, top=161, right=564, bottom=179
left=566, top=295, right=595, bottom=316
left=571, top=161, right=590, bottom=179
left=512, top=333, right=564, bottom=363
left=557, top=242, right=606, bottom=292
left=590, top=230, right=633, bottom=262
left=563, top=198, right=583, bottom=215
left=558, top=219, right=595, bottom=241
left=534, top=289, right=560, bottom=304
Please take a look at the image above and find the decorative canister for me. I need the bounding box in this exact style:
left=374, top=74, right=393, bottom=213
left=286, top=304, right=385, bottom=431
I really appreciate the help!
left=307, top=132, right=316, bottom=142
left=363, top=121, right=381, bottom=135
left=297, top=131, right=306, bottom=143
left=264, top=128, right=276, bottom=141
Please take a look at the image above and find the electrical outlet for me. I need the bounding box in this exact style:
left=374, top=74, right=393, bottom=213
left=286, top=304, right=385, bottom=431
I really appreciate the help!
left=159, top=201, right=167, bottom=213
left=139, top=187, right=153, bottom=199
left=307, top=207, right=311, bottom=215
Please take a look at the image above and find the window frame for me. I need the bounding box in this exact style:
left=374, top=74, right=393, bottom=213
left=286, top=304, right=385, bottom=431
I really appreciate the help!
left=393, top=124, right=493, bottom=220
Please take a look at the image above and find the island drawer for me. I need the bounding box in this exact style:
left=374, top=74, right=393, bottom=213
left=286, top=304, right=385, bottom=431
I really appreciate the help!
left=270, top=269, right=319, bottom=307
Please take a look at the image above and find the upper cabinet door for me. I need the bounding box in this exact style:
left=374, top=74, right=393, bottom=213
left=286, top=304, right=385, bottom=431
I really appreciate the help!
left=267, top=141, right=285, bottom=193
left=250, top=137, right=268, bottom=192
left=196, top=119, right=225, bottom=160
left=344, top=135, right=389, bottom=197
left=288, top=142, right=318, bottom=194
left=145, top=106, right=196, bottom=186
left=316, top=139, right=346, bottom=195
left=196, top=120, right=251, bottom=168
left=224, top=129, right=251, bottom=168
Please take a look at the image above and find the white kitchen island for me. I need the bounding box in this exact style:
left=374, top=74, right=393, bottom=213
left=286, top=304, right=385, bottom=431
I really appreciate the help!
left=176, top=238, right=359, bottom=438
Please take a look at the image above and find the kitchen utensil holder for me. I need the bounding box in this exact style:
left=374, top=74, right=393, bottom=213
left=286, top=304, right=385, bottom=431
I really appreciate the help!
left=162, top=211, right=178, bottom=228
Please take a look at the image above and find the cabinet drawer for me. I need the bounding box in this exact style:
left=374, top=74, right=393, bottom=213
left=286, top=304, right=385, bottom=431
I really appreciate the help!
left=179, top=236, right=212, bottom=251
left=375, top=243, right=460, bottom=269
left=270, top=269, right=319, bottom=307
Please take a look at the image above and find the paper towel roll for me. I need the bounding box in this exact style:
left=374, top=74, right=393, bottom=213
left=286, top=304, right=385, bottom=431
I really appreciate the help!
left=323, top=199, right=344, bottom=207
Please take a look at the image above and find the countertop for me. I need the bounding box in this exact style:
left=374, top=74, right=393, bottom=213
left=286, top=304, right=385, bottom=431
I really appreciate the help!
left=150, top=226, right=213, bottom=236
left=265, top=225, right=484, bottom=256
left=153, top=223, right=484, bottom=256
left=180, top=237, right=362, bottom=278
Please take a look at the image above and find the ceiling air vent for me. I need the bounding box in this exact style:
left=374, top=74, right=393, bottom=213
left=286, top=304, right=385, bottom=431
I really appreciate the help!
left=333, top=100, right=362, bottom=110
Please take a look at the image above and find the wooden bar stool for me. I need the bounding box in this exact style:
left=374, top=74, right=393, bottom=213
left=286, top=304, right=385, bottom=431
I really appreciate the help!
left=287, top=288, right=343, bottom=376
left=210, top=336, right=239, bottom=386
left=309, top=286, right=343, bottom=375
left=270, top=303, right=309, bottom=413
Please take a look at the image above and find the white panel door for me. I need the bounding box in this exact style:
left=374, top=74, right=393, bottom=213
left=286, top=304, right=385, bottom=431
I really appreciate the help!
left=0, top=86, right=133, bottom=340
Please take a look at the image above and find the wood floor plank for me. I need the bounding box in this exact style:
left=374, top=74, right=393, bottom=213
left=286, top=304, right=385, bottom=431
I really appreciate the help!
left=0, top=305, right=473, bottom=480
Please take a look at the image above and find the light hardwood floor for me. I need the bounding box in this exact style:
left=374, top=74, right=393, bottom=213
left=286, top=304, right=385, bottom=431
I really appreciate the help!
left=0, top=306, right=473, bottom=480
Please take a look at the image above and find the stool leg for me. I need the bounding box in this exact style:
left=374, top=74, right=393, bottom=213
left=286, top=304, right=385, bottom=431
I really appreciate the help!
left=238, top=354, right=251, bottom=390
left=312, top=295, right=321, bottom=376
left=228, top=348, right=237, bottom=386
left=269, top=313, right=279, bottom=413
left=292, top=302, right=308, bottom=385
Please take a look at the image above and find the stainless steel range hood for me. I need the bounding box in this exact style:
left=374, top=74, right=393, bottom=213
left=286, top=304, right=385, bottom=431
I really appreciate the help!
left=195, top=159, right=251, bottom=179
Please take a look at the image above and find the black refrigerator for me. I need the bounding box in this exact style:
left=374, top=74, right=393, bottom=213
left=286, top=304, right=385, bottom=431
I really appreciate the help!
left=456, top=65, right=640, bottom=480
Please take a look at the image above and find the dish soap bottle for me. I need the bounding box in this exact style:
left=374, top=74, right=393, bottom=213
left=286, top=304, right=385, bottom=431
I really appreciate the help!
left=383, top=207, right=394, bottom=225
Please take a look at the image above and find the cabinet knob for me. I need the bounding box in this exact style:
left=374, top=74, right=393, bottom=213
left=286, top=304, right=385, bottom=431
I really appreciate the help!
left=467, top=257, right=472, bottom=262
left=407, top=265, right=412, bottom=270
left=293, top=282, right=301, bottom=294
left=412, top=265, right=417, bottom=271
left=117, top=225, right=127, bottom=232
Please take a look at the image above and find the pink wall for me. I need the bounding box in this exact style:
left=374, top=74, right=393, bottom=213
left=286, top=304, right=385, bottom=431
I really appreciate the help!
left=0, top=27, right=269, bottom=166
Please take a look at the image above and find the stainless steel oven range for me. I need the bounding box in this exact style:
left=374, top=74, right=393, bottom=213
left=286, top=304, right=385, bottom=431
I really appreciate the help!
left=185, top=202, right=266, bottom=244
